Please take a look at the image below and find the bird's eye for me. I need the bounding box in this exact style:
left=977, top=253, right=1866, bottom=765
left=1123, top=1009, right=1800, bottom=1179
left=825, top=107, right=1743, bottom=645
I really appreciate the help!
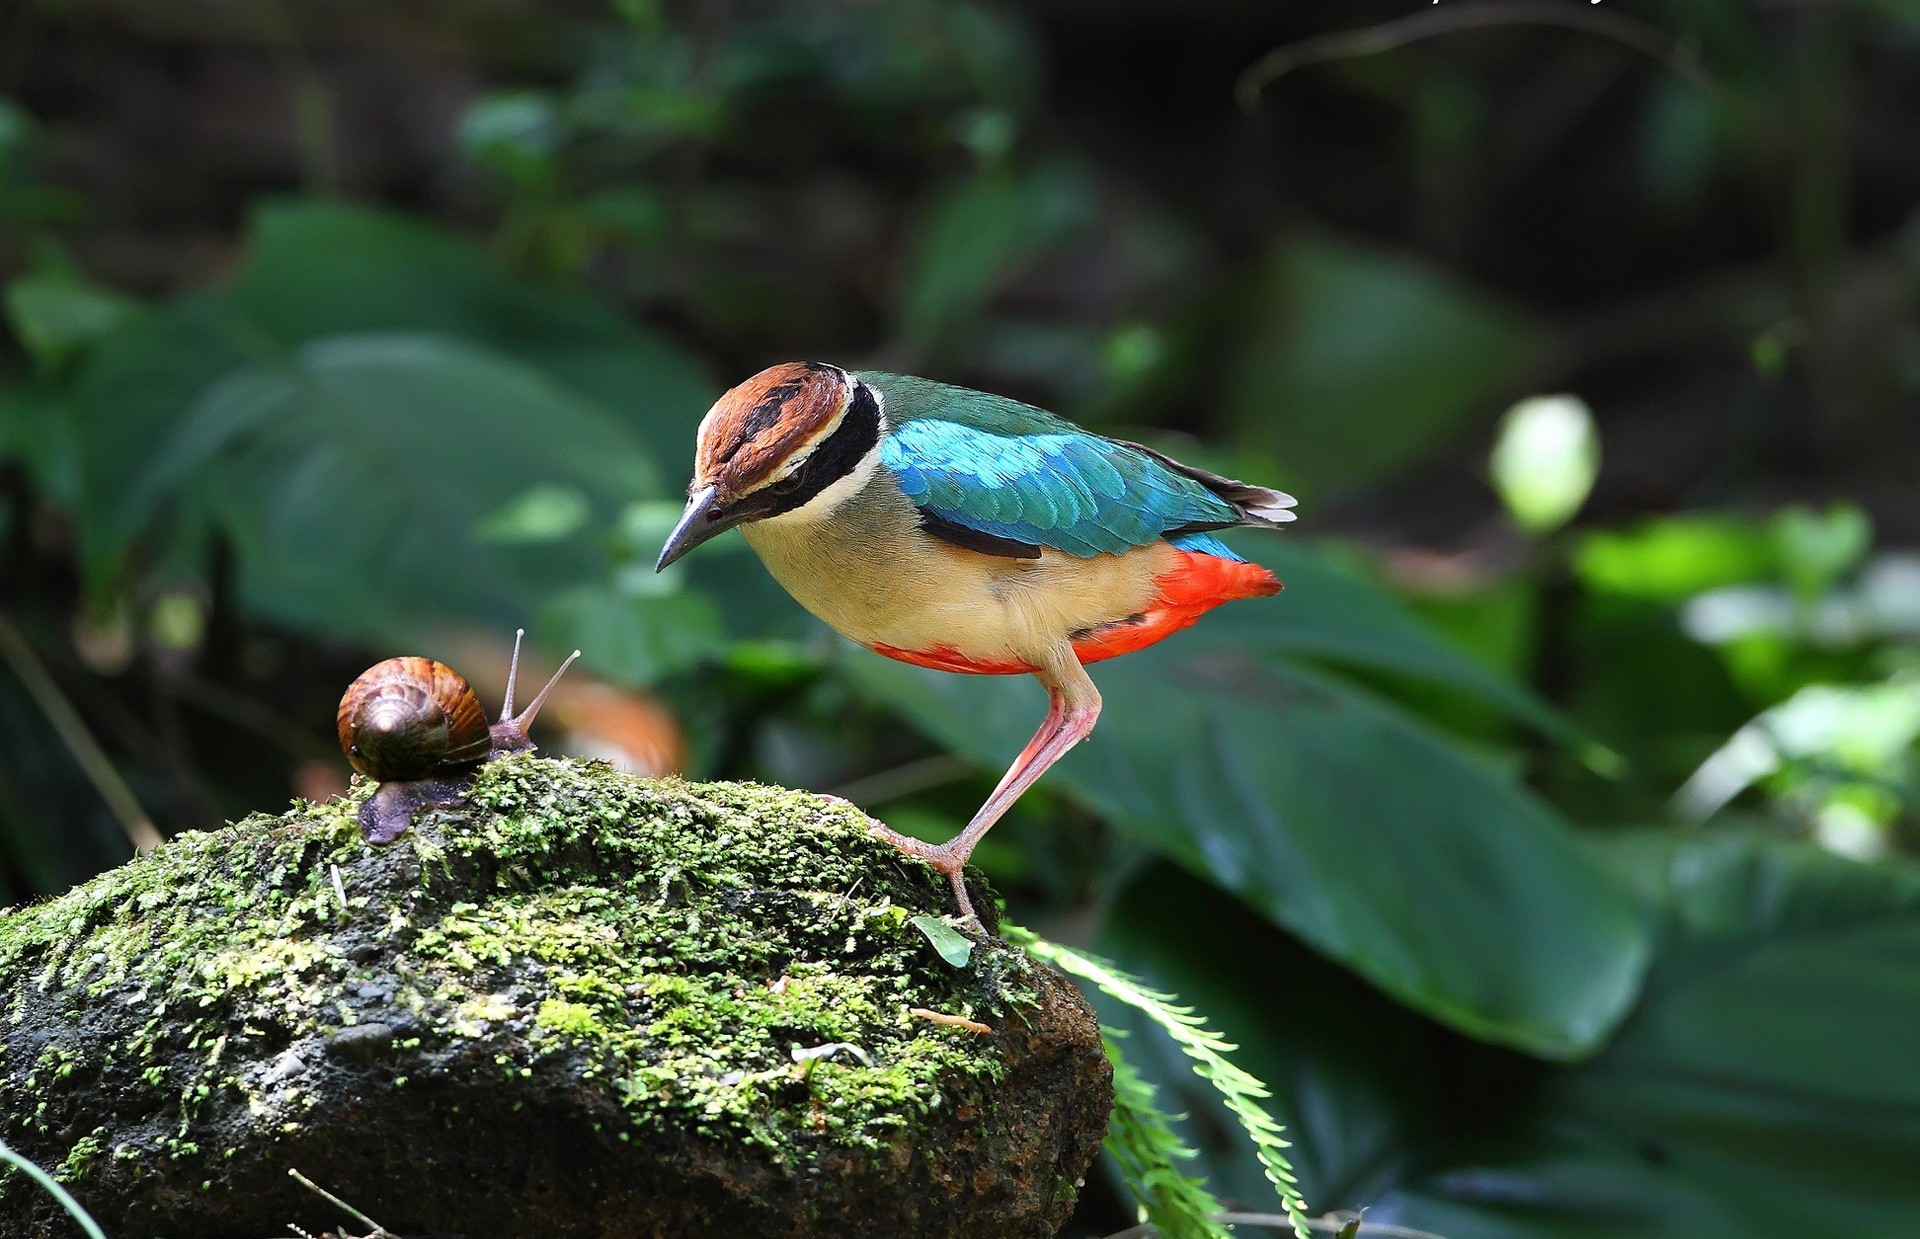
left=705, top=507, right=723, bottom=522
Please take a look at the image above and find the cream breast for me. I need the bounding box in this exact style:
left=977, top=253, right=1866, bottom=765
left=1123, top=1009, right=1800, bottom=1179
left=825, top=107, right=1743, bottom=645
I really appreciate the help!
left=741, top=466, right=1175, bottom=664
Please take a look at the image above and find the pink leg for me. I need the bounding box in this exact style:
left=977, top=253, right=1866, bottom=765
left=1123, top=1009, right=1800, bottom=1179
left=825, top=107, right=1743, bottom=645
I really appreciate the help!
left=870, top=660, right=1101, bottom=924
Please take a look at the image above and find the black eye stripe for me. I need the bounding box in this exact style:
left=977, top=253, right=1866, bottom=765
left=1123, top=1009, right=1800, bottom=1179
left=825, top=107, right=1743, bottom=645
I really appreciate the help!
left=739, top=383, right=882, bottom=519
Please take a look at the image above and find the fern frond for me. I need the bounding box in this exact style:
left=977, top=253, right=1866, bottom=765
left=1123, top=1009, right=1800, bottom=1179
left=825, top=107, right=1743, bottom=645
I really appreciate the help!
left=1008, top=925, right=1313, bottom=1239
left=1104, top=1032, right=1232, bottom=1239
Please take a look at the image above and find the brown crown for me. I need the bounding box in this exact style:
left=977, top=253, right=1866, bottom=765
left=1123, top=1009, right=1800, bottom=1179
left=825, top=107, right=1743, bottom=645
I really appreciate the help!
left=694, top=362, right=851, bottom=495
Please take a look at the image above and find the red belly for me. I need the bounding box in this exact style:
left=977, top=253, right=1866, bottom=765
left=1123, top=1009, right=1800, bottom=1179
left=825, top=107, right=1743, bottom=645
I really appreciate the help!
left=869, top=549, right=1280, bottom=676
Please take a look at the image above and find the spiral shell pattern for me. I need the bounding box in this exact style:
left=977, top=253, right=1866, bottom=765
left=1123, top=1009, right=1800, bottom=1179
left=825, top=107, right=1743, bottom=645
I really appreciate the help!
left=336, top=657, right=491, bottom=781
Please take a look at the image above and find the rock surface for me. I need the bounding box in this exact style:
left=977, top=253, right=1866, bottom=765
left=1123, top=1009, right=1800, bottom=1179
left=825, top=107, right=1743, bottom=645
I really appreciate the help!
left=0, top=755, right=1112, bottom=1238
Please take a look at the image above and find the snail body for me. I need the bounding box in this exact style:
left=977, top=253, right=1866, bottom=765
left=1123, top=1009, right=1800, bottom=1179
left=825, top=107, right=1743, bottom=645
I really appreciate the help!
left=336, top=633, right=580, bottom=844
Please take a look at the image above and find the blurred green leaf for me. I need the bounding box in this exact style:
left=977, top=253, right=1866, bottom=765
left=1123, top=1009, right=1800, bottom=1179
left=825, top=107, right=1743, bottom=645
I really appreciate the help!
left=1773, top=503, right=1872, bottom=602
left=1675, top=672, right=1920, bottom=851
left=722, top=0, right=1038, bottom=122
left=0, top=101, right=89, bottom=229
left=1395, top=576, right=1540, bottom=737
left=1575, top=515, right=1776, bottom=604
left=0, top=388, right=81, bottom=504
left=1489, top=395, right=1600, bottom=536
left=222, top=203, right=715, bottom=473
left=0, top=99, right=32, bottom=161
left=539, top=586, right=723, bottom=687
left=477, top=483, right=593, bottom=545
left=50, top=203, right=716, bottom=647
left=1227, top=234, right=1541, bottom=496
left=4, top=275, right=139, bottom=372
left=109, top=332, right=657, bottom=640
left=1640, top=75, right=1723, bottom=208
left=458, top=90, right=563, bottom=182
left=845, top=616, right=1648, bottom=1057
left=1191, top=540, right=1580, bottom=746
left=896, top=164, right=1097, bottom=358
left=574, top=187, right=672, bottom=250
left=1380, top=832, right=1920, bottom=1239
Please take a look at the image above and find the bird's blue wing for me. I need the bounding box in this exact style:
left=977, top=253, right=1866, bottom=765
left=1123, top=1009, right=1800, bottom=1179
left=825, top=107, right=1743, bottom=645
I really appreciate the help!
left=864, top=373, right=1241, bottom=558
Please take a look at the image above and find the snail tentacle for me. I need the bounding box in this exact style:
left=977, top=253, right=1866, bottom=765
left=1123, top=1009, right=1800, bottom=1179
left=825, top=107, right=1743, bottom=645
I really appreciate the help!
left=492, top=648, right=583, bottom=752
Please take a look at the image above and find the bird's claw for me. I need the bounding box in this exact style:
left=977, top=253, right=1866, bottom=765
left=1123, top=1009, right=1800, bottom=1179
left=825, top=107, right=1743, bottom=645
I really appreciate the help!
left=860, top=819, right=982, bottom=928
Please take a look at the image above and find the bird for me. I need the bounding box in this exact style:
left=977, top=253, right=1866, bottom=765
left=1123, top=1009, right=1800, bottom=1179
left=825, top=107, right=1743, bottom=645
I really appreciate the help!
left=656, top=363, right=1295, bottom=924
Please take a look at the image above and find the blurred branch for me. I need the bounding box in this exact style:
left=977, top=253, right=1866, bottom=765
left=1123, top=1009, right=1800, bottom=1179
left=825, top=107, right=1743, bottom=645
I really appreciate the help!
left=1237, top=2, right=1719, bottom=113
left=1104, top=1212, right=1454, bottom=1239
left=825, top=753, right=975, bottom=807
left=1548, top=231, right=1915, bottom=381
left=0, top=611, right=163, bottom=854
left=222, top=0, right=340, bottom=196
left=164, top=672, right=336, bottom=763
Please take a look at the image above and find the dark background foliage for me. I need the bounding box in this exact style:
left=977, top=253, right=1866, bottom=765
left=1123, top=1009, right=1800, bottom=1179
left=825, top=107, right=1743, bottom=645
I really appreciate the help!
left=2, top=2, right=1917, bottom=1236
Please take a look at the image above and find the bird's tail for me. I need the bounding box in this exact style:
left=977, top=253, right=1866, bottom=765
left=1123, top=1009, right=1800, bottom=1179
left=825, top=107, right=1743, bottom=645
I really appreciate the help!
left=1117, top=439, right=1297, bottom=528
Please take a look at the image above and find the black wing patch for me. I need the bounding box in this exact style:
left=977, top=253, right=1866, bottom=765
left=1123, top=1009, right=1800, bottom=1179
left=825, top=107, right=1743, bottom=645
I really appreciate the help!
left=918, top=509, right=1041, bottom=559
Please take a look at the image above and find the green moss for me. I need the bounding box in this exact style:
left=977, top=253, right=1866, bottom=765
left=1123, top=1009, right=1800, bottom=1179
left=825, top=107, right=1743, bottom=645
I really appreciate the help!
left=0, top=755, right=1031, bottom=1168
left=56, top=1129, right=105, bottom=1183
left=533, top=997, right=605, bottom=1037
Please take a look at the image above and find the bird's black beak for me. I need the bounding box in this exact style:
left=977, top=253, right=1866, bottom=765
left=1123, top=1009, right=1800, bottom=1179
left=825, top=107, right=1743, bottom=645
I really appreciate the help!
left=655, top=484, right=740, bottom=571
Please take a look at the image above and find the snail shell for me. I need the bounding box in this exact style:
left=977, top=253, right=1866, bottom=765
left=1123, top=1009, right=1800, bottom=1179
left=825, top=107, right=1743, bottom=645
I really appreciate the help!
left=336, top=657, right=492, bottom=783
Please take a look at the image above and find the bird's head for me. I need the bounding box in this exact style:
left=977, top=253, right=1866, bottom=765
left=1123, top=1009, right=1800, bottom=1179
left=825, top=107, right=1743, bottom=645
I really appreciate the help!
left=655, top=361, right=883, bottom=571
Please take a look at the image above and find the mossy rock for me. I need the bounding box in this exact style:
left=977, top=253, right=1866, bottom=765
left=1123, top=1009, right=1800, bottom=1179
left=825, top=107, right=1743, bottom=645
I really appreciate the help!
left=0, top=755, right=1111, bottom=1238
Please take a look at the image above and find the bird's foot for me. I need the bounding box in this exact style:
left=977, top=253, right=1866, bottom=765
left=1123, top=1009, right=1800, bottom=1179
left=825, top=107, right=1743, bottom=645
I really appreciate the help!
left=857, top=818, right=982, bottom=928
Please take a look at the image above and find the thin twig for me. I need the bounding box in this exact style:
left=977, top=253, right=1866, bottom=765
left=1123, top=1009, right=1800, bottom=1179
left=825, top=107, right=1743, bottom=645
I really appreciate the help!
left=825, top=753, right=975, bottom=807
left=1228, top=1212, right=1453, bottom=1239
left=225, top=0, right=340, bottom=195
left=0, top=610, right=164, bottom=854
left=163, top=672, right=336, bottom=762
left=1236, top=1, right=1720, bottom=113
left=1103, top=1212, right=1454, bottom=1239
left=288, top=1167, right=394, bottom=1237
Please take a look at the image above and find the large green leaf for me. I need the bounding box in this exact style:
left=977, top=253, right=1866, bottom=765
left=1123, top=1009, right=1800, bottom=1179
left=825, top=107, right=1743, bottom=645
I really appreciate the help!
left=115, top=332, right=659, bottom=640
left=1079, top=836, right=1920, bottom=1239
left=64, top=203, right=715, bottom=577
left=1202, top=538, right=1575, bottom=741
left=1378, top=833, right=1920, bottom=1239
left=3, top=272, right=139, bottom=372
left=223, top=202, right=715, bottom=475
left=1086, top=863, right=1434, bottom=1214
left=53, top=204, right=719, bottom=664
left=539, top=585, right=726, bottom=688
left=844, top=599, right=1648, bottom=1056
left=63, top=297, right=253, bottom=565
left=894, top=164, right=1098, bottom=359
left=1226, top=234, right=1540, bottom=496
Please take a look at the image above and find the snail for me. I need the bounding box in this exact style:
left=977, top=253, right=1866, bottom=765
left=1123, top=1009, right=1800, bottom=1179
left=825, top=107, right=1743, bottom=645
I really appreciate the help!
left=337, top=629, right=581, bottom=844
